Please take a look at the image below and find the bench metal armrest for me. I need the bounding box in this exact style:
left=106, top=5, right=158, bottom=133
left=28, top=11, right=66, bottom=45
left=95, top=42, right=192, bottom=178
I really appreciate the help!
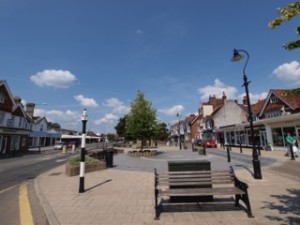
left=229, top=166, right=248, bottom=192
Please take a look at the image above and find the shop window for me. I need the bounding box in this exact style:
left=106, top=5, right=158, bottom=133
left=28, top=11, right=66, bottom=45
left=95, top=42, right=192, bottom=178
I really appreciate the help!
left=272, top=127, right=284, bottom=146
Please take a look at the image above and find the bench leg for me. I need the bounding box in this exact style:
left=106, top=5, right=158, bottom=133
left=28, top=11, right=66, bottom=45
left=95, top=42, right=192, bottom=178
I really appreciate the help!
left=235, top=193, right=254, bottom=218
left=154, top=189, right=160, bottom=220
left=241, top=193, right=254, bottom=218
left=235, top=194, right=241, bottom=207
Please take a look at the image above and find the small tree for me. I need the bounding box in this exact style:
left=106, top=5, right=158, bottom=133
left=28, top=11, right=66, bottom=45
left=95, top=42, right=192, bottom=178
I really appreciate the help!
left=269, top=2, right=300, bottom=50
left=126, top=91, right=156, bottom=150
left=153, top=122, right=169, bottom=145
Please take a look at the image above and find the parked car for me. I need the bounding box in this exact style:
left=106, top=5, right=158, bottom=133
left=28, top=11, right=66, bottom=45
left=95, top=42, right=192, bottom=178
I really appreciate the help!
left=202, top=139, right=217, bottom=148
left=54, top=142, right=66, bottom=150
left=67, top=141, right=76, bottom=148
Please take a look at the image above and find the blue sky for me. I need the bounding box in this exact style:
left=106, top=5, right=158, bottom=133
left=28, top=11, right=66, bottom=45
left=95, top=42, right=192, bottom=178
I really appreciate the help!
left=1, top=0, right=299, bottom=134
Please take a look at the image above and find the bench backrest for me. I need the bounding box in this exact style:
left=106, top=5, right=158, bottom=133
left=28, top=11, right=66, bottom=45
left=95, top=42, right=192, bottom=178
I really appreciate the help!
left=155, top=169, right=235, bottom=188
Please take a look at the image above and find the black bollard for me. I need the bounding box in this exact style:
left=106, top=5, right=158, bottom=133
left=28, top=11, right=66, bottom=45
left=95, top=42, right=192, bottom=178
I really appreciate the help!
left=239, top=142, right=243, bottom=153
left=226, top=147, right=231, bottom=162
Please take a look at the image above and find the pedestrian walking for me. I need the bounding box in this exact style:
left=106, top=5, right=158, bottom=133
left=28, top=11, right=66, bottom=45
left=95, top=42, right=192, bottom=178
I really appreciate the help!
left=285, top=133, right=298, bottom=157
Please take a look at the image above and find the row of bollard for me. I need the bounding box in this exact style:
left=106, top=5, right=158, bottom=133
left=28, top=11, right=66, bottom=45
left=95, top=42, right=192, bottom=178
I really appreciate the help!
left=62, top=145, right=76, bottom=154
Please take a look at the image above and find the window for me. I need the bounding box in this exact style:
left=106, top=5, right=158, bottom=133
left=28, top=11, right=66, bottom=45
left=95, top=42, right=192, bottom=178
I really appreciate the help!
left=270, top=95, right=278, bottom=104
left=18, top=117, right=23, bottom=128
left=7, top=117, right=14, bottom=127
left=272, top=127, right=284, bottom=147
left=0, top=92, right=4, bottom=103
left=0, top=112, right=4, bottom=124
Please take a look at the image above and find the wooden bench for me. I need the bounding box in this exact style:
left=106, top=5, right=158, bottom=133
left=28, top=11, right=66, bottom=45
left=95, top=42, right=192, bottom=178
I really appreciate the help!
left=154, top=166, right=253, bottom=219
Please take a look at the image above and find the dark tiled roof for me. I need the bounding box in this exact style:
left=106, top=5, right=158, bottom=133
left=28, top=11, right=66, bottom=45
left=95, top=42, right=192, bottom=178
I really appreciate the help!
left=251, top=99, right=265, bottom=115
left=272, top=89, right=300, bottom=109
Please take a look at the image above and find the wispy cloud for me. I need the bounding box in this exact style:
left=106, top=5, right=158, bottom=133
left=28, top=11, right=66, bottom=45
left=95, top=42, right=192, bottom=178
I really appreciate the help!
left=74, top=95, right=98, bottom=108
left=103, top=98, right=130, bottom=114
left=198, top=79, right=238, bottom=100
left=158, top=105, right=185, bottom=116
left=94, top=113, right=118, bottom=125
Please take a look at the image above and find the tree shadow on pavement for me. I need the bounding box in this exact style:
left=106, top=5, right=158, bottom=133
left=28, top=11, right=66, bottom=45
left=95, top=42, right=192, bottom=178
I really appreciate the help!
left=261, top=188, right=300, bottom=225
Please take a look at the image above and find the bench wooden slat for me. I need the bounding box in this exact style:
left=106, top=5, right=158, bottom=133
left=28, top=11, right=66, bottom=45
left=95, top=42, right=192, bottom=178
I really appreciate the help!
left=159, top=187, right=245, bottom=196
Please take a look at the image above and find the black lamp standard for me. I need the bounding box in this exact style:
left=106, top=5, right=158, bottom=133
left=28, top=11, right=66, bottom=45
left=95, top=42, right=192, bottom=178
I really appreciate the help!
left=79, top=109, right=88, bottom=193
left=231, top=49, right=262, bottom=180
left=176, top=113, right=182, bottom=150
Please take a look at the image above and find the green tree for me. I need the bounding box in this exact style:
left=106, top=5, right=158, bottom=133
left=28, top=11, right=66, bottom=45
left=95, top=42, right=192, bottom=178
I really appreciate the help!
left=115, top=116, right=127, bottom=138
left=125, top=91, right=156, bottom=150
left=47, top=122, right=61, bottom=131
left=107, top=133, right=117, bottom=141
left=269, top=2, right=300, bottom=50
left=153, top=122, right=169, bottom=143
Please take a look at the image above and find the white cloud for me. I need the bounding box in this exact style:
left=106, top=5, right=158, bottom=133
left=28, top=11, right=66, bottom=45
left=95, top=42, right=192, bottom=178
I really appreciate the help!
left=94, top=113, right=118, bottom=125
left=198, top=79, right=238, bottom=101
left=34, top=109, right=81, bottom=128
left=30, top=69, right=77, bottom=88
left=74, top=95, right=98, bottom=108
left=103, top=98, right=130, bottom=114
left=238, top=92, right=268, bottom=104
left=158, top=105, right=185, bottom=116
left=273, top=61, right=300, bottom=86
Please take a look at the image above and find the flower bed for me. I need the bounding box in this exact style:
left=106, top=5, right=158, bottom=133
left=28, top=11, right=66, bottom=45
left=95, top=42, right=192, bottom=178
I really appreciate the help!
left=65, top=155, right=106, bottom=176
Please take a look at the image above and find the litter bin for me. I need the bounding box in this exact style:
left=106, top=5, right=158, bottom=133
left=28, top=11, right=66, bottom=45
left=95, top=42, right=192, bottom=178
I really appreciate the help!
left=168, top=160, right=212, bottom=202
left=97, top=151, right=105, bottom=160
left=104, top=150, right=114, bottom=167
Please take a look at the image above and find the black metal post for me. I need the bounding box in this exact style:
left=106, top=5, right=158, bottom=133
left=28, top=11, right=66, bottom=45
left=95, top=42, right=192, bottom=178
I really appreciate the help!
left=243, top=74, right=262, bottom=179
left=239, top=139, right=243, bottom=153
left=79, top=109, right=88, bottom=193
left=232, top=49, right=262, bottom=179
left=226, top=147, right=231, bottom=162
left=177, top=113, right=182, bottom=150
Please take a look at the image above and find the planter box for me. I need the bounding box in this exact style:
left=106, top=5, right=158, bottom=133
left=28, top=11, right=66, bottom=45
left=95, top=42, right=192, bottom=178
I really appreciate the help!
left=65, top=160, right=106, bottom=177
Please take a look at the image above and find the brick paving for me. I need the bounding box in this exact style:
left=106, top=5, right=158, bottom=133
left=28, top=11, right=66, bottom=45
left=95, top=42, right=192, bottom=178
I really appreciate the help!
left=35, top=146, right=300, bottom=225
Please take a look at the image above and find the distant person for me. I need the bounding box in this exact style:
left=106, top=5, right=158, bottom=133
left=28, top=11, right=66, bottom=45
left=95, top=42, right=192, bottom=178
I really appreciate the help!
left=285, top=133, right=298, bottom=157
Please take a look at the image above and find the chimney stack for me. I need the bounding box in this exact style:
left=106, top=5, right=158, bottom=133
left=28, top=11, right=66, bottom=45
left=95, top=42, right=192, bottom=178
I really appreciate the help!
left=26, top=103, right=36, bottom=118
left=243, top=96, right=248, bottom=105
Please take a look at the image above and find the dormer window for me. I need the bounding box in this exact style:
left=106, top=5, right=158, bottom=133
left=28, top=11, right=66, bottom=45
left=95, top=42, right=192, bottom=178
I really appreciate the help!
left=270, top=96, right=278, bottom=104
left=0, top=92, right=4, bottom=103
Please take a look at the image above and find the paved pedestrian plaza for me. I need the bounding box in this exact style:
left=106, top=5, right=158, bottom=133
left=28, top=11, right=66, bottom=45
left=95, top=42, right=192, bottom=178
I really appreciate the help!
left=35, top=146, right=300, bottom=225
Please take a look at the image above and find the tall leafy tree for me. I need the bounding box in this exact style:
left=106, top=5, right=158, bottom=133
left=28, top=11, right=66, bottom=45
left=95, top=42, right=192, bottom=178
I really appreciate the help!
left=269, top=2, right=300, bottom=50
left=115, top=116, right=127, bottom=138
left=47, top=122, right=61, bottom=131
left=126, top=91, right=156, bottom=150
left=153, top=122, right=169, bottom=142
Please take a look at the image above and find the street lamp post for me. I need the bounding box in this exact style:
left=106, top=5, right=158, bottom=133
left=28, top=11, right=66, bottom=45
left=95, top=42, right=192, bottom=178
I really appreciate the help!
left=176, top=113, right=182, bottom=150
left=231, top=49, right=262, bottom=180
left=79, top=109, right=88, bottom=193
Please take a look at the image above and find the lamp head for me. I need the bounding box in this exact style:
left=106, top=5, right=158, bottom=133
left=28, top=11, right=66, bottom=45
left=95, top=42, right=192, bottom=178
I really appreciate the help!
left=81, top=108, right=88, bottom=121
left=231, top=49, right=243, bottom=62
